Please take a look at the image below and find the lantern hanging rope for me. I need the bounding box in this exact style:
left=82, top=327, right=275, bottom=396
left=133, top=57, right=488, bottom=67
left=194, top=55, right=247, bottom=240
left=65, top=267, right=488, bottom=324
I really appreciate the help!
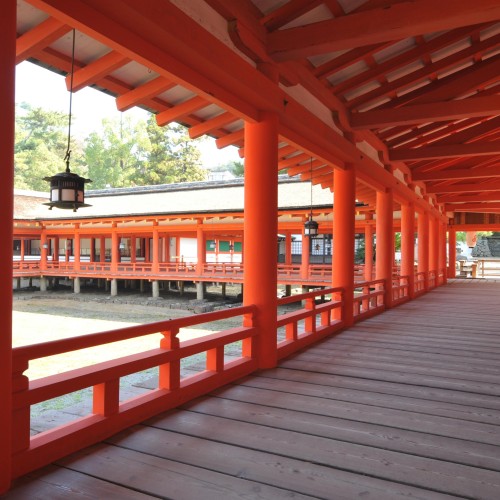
left=304, top=157, right=318, bottom=237
left=44, top=29, right=91, bottom=212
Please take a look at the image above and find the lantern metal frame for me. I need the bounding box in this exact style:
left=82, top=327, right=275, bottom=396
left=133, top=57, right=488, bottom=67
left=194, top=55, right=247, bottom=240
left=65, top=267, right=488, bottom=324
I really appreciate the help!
left=44, top=29, right=91, bottom=212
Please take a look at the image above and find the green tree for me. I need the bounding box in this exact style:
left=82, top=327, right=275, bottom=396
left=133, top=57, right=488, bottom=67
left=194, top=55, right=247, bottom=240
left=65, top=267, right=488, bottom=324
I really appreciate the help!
left=135, top=116, right=206, bottom=185
left=84, top=116, right=148, bottom=189
left=229, top=160, right=244, bottom=177
left=14, top=103, right=86, bottom=190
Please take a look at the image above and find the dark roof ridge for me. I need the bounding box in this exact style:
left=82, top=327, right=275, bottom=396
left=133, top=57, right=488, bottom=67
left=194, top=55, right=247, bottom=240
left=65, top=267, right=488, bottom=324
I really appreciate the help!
left=86, top=175, right=299, bottom=198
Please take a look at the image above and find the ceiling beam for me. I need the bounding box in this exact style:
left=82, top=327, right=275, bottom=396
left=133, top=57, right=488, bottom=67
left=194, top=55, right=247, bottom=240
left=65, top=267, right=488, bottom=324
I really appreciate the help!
left=261, top=0, right=323, bottom=31
left=188, top=111, right=238, bottom=139
left=67, top=50, right=130, bottom=92
left=16, top=16, right=70, bottom=64
left=346, top=34, right=500, bottom=110
left=426, top=180, right=500, bottom=194
left=334, top=24, right=481, bottom=96
left=413, top=165, right=500, bottom=181
left=438, top=192, right=500, bottom=203
left=155, top=96, right=208, bottom=127
left=267, top=0, right=500, bottom=61
left=445, top=202, right=500, bottom=211
left=116, top=76, right=176, bottom=112
left=351, top=95, right=500, bottom=130
left=215, top=129, right=245, bottom=149
left=390, top=141, right=500, bottom=161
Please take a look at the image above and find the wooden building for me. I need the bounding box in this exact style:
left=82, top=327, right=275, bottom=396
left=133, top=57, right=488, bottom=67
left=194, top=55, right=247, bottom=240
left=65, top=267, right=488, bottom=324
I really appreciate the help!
left=2, top=1, right=500, bottom=496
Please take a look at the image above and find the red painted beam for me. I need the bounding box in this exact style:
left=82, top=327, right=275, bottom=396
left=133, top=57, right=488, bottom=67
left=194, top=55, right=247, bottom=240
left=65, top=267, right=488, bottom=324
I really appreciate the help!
left=351, top=95, right=500, bottom=129
left=67, top=50, right=130, bottom=92
left=16, top=16, right=70, bottom=64
left=268, top=0, right=500, bottom=60
left=116, top=76, right=176, bottom=111
left=390, top=141, right=500, bottom=161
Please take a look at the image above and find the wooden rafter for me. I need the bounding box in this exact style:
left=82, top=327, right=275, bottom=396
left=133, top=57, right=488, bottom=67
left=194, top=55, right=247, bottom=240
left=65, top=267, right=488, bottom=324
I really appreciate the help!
left=16, top=16, right=70, bottom=64
left=267, top=0, right=500, bottom=60
left=351, top=95, right=500, bottom=129
left=390, top=141, right=500, bottom=161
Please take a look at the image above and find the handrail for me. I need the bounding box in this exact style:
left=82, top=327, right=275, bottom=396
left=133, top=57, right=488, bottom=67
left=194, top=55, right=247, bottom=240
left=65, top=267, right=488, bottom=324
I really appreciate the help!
left=11, top=305, right=257, bottom=479
left=414, top=271, right=426, bottom=296
left=353, top=279, right=385, bottom=322
left=276, top=287, right=344, bottom=359
left=392, top=274, right=410, bottom=305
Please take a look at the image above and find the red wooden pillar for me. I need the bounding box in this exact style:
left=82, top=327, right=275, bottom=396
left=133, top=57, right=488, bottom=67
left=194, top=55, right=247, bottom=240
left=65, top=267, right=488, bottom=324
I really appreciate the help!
left=74, top=225, right=81, bottom=271
left=20, top=239, right=25, bottom=262
left=243, top=110, right=278, bottom=369
left=417, top=211, right=429, bottom=291
left=285, top=233, right=292, bottom=266
left=145, top=236, right=151, bottom=263
left=301, top=222, right=310, bottom=279
left=440, top=222, right=448, bottom=285
left=376, top=189, right=394, bottom=307
left=130, top=236, right=136, bottom=263
left=401, top=202, right=415, bottom=298
left=152, top=224, right=159, bottom=273
left=196, top=223, right=205, bottom=275
left=448, top=227, right=457, bottom=279
left=364, top=214, right=374, bottom=281
left=40, top=230, right=48, bottom=272
left=429, top=216, right=439, bottom=276
left=99, top=236, right=106, bottom=263
left=90, top=237, right=96, bottom=262
left=111, top=230, right=118, bottom=272
left=332, top=165, right=356, bottom=325
left=0, top=1, right=15, bottom=492
left=53, top=236, right=59, bottom=262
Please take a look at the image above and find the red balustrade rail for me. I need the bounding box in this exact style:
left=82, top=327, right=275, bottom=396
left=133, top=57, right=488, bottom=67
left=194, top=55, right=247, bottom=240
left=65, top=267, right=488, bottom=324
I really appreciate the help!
left=12, top=261, right=40, bottom=273
left=277, top=263, right=302, bottom=277
left=353, top=279, right=386, bottom=322
left=10, top=305, right=257, bottom=480
left=392, top=275, right=410, bottom=306
left=308, top=265, right=332, bottom=279
left=428, top=269, right=437, bottom=289
left=414, top=271, right=426, bottom=296
left=277, top=287, right=344, bottom=359
left=202, top=263, right=244, bottom=277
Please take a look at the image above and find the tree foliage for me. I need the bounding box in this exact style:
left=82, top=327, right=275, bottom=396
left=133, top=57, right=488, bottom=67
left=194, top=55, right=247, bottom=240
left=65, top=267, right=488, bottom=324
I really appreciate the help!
left=84, top=116, right=148, bottom=189
left=133, top=116, right=206, bottom=185
left=14, top=104, right=207, bottom=191
left=14, top=103, right=86, bottom=190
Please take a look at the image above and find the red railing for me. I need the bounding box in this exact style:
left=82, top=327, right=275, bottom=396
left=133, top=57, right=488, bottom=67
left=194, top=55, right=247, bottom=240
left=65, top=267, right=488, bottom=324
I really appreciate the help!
left=11, top=305, right=257, bottom=479
left=428, top=269, right=437, bottom=289
left=276, top=287, right=344, bottom=359
left=276, top=263, right=302, bottom=277
left=12, top=261, right=40, bottom=272
left=202, top=262, right=244, bottom=277
left=353, top=279, right=385, bottom=322
left=414, top=271, right=426, bottom=296
left=392, top=275, right=410, bottom=305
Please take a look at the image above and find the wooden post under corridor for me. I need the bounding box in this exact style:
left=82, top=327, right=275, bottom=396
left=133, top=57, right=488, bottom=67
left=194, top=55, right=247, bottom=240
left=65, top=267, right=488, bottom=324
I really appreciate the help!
left=243, top=110, right=278, bottom=369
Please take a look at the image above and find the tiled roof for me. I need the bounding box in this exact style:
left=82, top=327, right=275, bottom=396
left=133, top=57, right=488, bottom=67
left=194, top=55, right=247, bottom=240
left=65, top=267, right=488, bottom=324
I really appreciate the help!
left=14, top=176, right=334, bottom=221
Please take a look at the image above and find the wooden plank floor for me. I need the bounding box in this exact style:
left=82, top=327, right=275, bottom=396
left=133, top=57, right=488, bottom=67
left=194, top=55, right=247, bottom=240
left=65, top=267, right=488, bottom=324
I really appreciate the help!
left=6, top=279, right=500, bottom=499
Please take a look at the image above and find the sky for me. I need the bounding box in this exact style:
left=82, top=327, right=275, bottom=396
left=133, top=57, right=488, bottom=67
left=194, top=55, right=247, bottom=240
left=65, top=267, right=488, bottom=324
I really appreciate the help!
left=15, top=61, right=241, bottom=169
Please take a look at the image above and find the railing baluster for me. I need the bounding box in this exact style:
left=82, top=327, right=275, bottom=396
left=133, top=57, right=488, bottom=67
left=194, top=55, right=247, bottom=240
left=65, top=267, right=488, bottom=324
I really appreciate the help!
left=159, top=328, right=180, bottom=391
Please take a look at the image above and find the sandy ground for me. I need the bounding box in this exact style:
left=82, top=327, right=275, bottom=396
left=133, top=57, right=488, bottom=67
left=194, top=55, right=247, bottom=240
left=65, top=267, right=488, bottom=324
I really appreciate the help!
left=13, top=295, right=240, bottom=380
